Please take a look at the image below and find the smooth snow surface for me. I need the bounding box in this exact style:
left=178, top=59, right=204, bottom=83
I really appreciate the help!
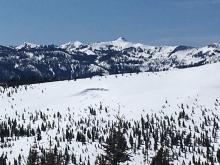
left=2, top=63, right=219, bottom=119
left=0, top=63, right=220, bottom=164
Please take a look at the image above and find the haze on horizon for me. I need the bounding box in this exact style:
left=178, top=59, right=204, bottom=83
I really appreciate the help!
left=0, top=0, right=219, bottom=46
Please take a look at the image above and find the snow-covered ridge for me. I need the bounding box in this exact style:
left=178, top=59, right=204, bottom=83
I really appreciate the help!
left=16, top=42, right=40, bottom=50
left=207, top=43, right=220, bottom=48
left=90, top=37, right=143, bottom=49
left=13, top=38, right=220, bottom=52
left=60, top=41, right=83, bottom=50
left=57, top=37, right=220, bottom=64
left=12, top=37, right=220, bottom=56
left=0, top=38, right=220, bottom=85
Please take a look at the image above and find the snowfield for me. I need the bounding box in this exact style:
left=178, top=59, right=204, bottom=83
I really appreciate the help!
left=2, top=63, right=219, bottom=119
left=0, top=63, right=220, bottom=164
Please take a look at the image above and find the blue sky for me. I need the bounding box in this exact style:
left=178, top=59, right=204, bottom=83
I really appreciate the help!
left=0, top=0, right=219, bottom=46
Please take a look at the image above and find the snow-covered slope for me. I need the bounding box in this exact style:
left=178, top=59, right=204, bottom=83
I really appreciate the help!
left=0, top=63, right=220, bottom=164
left=2, top=62, right=219, bottom=119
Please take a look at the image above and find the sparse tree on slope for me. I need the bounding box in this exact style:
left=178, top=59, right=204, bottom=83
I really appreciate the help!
left=151, top=146, right=170, bottom=165
left=217, top=148, right=220, bottom=163
left=102, top=118, right=131, bottom=164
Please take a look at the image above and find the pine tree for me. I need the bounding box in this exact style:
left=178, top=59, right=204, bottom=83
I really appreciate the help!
left=129, top=134, right=133, bottom=148
left=44, top=150, right=56, bottom=165
left=18, top=154, right=22, bottom=165
left=102, top=119, right=131, bottom=164
left=71, top=154, right=76, bottom=164
left=27, top=147, right=39, bottom=165
left=95, top=155, right=107, bottom=165
left=64, top=147, right=70, bottom=164
left=0, top=154, right=6, bottom=165
left=14, top=158, right=18, bottom=165
left=151, top=147, right=170, bottom=165
left=217, top=148, right=220, bottom=163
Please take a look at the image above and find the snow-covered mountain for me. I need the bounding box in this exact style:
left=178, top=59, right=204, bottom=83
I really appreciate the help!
left=16, top=42, right=40, bottom=50
left=0, top=38, right=220, bottom=86
left=0, top=62, right=220, bottom=164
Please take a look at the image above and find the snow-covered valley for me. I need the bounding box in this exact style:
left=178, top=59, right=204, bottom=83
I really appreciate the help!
left=0, top=63, right=220, bottom=164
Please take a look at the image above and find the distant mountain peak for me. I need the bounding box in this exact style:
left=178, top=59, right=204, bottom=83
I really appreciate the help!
left=16, top=42, right=40, bottom=50
left=60, top=41, right=83, bottom=49
left=208, top=43, right=220, bottom=48
left=115, top=37, right=127, bottom=42
left=73, top=41, right=83, bottom=47
left=110, top=37, right=134, bottom=49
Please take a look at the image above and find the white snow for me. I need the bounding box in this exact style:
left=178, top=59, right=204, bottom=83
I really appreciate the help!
left=0, top=63, right=220, bottom=164
left=60, top=41, right=83, bottom=50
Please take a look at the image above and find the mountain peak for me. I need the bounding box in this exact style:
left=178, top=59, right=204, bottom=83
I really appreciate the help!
left=16, top=42, right=40, bottom=50
left=60, top=41, right=83, bottom=50
left=115, top=37, right=127, bottom=42
left=73, top=41, right=83, bottom=47
left=208, top=43, right=220, bottom=48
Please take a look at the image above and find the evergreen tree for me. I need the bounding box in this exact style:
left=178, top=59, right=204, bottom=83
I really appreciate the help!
left=95, top=155, right=107, bottom=165
left=217, top=148, right=220, bottom=163
left=102, top=119, right=131, bottom=164
left=27, top=147, right=39, bottom=165
left=0, top=154, right=7, bottom=165
left=151, top=147, right=170, bottom=165
left=44, top=150, right=56, bottom=165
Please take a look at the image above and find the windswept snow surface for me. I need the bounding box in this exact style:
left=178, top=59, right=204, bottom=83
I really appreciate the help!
left=2, top=63, right=219, bottom=118
left=0, top=63, right=220, bottom=164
